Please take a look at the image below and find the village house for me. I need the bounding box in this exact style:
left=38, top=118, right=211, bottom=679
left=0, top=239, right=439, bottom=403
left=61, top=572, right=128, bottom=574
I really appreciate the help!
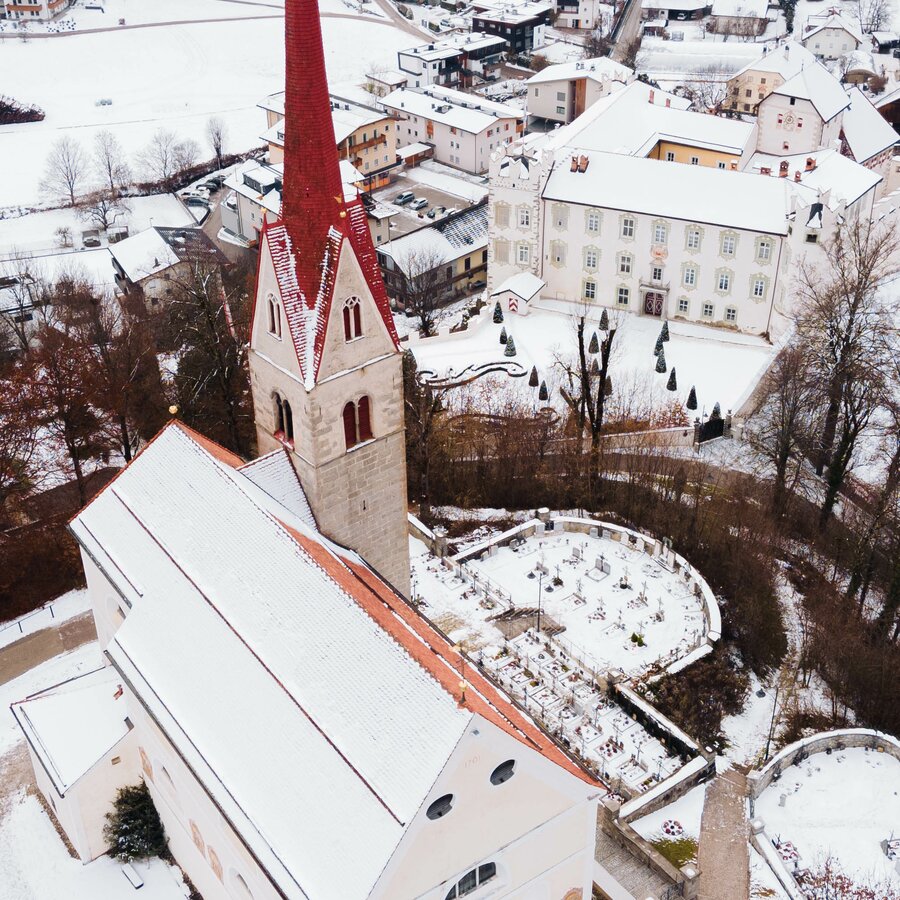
left=801, top=10, right=863, bottom=60
left=526, top=57, right=633, bottom=126
left=108, top=226, right=228, bottom=305
left=725, top=41, right=817, bottom=113
left=708, top=0, right=769, bottom=36
left=554, top=0, right=615, bottom=30
left=641, top=0, right=712, bottom=26
left=260, top=92, right=399, bottom=190
left=4, top=0, right=72, bottom=21
left=838, top=86, right=898, bottom=190
left=377, top=202, right=489, bottom=309
left=380, top=85, right=524, bottom=174
left=397, top=32, right=507, bottom=90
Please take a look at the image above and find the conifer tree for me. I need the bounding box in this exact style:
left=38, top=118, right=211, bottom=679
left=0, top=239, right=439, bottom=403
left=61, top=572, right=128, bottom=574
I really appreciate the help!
left=711, top=401, right=722, bottom=419
left=499, top=326, right=507, bottom=344
left=654, top=332, right=664, bottom=356
left=599, top=308, right=609, bottom=331
left=666, top=367, right=677, bottom=391
left=538, top=380, right=549, bottom=401
left=588, top=331, right=600, bottom=354
left=605, top=375, right=613, bottom=397
left=493, top=301, right=503, bottom=323
left=686, top=386, right=698, bottom=410
left=590, top=356, right=600, bottom=375
left=529, top=365, right=539, bottom=387
left=655, top=347, right=667, bottom=373
left=103, top=783, right=167, bottom=862
left=660, top=320, right=670, bottom=342
left=504, top=334, right=517, bottom=357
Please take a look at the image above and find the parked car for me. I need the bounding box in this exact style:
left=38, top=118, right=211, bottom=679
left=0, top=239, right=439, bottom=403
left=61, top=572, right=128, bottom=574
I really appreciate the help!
left=409, top=197, right=428, bottom=210
left=180, top=188, right=210, bottom=203
left=205, top=174, right=227, bottom=187
left=468, top=279, right=486, bottom=291
left=201, top=180, right=221, bottom=193
left=82, top=230, right=101, bottom=248
left=183, top=196, right=210, bottom=209
left=394, top=190, right=415, bottom=205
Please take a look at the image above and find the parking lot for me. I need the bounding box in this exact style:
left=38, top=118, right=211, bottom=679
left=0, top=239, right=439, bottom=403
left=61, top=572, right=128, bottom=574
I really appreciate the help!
left=373, top=182, right=479, bottom=238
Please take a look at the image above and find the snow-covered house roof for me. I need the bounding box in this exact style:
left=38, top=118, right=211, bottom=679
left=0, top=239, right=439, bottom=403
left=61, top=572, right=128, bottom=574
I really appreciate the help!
left=840, top=86, right=898, bottom=163
left=771, top=62, right=850, bottom=122
left=842, top=49, right=877, bottom=76
left=710, top=0, right=767, bottom=19
left=11, top=667, right=132, bottom=795
left=641, top=0, right=711, bottom=11
left=68, top=422, right=598, bottom=900
left=542, top=149, right=791, bottom=234
left=548, top=80, right=752, bottom=159
left=527, top=56, right=632, bottom=87
left=381, top=85, right=524, bottom=135
left=399, top=31, right=507, bottom=64
left=491, top=271, right=544, bottom=302
left=237, top=448, right=316, bottom=530
left=731, top=41, right=817, bottom=80
left=748, top=148, right=881, bottom=206
left=108, top=227, right=179, bottom=282
left=803, top=11, right=863, bottom=45
left=378, top=203, right=489, bottom=276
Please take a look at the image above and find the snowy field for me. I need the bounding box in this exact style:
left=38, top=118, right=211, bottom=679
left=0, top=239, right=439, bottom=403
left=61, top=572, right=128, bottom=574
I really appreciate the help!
left=410, top=300, right=776, bottom=419
left=412, top=523, right=714, bottom=678
left=0, top=6, right=411, bottom=208
left=0, top=589, right=91, bottom=651
left=0, top=791, right=186, bottom=900
left=755, top=747, right=900, bottom=885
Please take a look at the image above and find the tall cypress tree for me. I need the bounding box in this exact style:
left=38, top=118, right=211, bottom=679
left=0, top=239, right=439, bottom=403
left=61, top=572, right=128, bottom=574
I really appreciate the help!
left=504, top=334, right=517, bottom=357
left=493, top=301, right=504, bottom=323
left=599, top=309, right=609, bottom=331
left=711, top=401, right=722, bottom=419
left=499, top=326, right=507, bottom=345
left=588, top=331, right=600, bottom=354
left=655, top=347, right=667, bottom=373
left=529, top=365, right=539, bottom=387
left=686, top=386, right=697, bottom=410
left=666, top=367, right=677, bottom=391
left=538, top=380, right=549, bottom=401
left=660, top=321, right=670, bottom=342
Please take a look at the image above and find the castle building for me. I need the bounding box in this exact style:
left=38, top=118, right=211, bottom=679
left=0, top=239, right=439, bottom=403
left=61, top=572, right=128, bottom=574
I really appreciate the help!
left=248, top=0, right=410, bottom=595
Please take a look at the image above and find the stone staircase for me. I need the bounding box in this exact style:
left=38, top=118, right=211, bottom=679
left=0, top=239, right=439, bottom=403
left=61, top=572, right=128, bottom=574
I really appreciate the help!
left=595, top=821, right=676, bottom=900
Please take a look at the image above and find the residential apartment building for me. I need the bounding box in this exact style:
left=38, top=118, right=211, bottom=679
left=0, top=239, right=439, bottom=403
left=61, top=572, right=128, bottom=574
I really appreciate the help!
left=4, top=0, right=71, bottom=20
left=261, top=93, right=399, bottom=190
left=554, top=0, right=615, bottom=30
left=725, top=41, right=817, bottom=113
left=471, top=0, right=553, bottom=54
left=526, top=57, right=633, bottom=125
left=380, top=85, right=524, bottom=173
left=397, top=33, right=507, bottom=90
left=708, top=0, right=768, bottom=36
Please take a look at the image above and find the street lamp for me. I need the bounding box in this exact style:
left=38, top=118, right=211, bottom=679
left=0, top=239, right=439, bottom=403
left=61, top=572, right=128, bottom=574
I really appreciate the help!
left=537, top=570, right=544, bottom=634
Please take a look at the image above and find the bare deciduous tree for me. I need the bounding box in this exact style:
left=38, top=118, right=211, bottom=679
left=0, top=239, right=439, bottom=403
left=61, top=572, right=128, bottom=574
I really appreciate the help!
left=683, top=63, right=731, bottom=112
left=77, top=190, right=132, bottom=232
left=43, top=136, right=88, bottom=206
left=205, top=117, right=228, bottom=171
left=93, top=129, right=132, bottom=196
left=397, top=244, right=450, bottom=337
left=140, top=130, right=199, bottom=188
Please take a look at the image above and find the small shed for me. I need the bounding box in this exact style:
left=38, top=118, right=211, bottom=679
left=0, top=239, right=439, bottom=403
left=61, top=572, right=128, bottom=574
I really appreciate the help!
left=12, top=667, right=141, bottom=862
left=490, top=271, right=544, bottom=315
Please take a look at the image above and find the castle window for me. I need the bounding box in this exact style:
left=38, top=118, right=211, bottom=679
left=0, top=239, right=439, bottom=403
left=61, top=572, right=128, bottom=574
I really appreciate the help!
left=490, top=759, right=516, bottom=785
left=266, top=293, right=282, bottom=338
left=274, top=394, right=294, bottom=444
left=445, top=862, right=497, bottom=898
left=343, top=396, right=373, bottom=450
left=426, top=793, right=454, bottom=820
left=343, top=297, right=363, bottom=341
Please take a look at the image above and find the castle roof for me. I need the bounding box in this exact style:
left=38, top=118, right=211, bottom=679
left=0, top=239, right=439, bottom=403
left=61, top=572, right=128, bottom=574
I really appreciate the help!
left=69, top=421, right=601, bottom=899
left=263, top=0, right=398, bottom=390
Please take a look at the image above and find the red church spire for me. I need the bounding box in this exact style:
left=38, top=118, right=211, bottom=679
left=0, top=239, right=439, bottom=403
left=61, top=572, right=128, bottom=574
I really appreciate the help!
left=282, top=0, right=346, bottom=287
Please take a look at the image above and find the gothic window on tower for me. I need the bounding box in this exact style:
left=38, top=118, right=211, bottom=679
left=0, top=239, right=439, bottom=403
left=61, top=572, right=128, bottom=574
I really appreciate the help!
left=343, top=396, right=373, bottom=450
left=343, top=296, right=363, bottom=341
left=274, top=393, right=294, bottom=445
left=266, top=293, right=282, bottom=339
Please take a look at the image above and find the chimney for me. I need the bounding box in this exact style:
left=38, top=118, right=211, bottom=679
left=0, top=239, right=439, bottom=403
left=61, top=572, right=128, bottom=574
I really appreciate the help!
left=665, top=97, right=671, bottom=107
left=760, top=166, right=772, bottom=175
left=779, top=160, right=789, bottom=177
left=730, top=160, right=738, bottom=170
left=578, top=155, right=589, bottom=173
left=570, top=155, right=579, bottom=171
left=794, top=170, right=802, bottom=182
left=649, top=89, right=655, bottom=104
left=805, top=156, right=816, bottom=171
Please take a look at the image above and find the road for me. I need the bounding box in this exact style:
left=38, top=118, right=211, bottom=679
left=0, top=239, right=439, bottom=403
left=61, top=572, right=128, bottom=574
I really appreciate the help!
left=610, top=0, right=643, bottom=63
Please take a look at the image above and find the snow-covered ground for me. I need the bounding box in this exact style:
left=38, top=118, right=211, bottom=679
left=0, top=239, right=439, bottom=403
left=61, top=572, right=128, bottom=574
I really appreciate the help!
left=0, top=589, right=91, bottom=651
left=0, top=790, right=186, bottom=900
left=0, top=10, right=411, bottom=208
left=411, top=300, right=776, bottom=419
left=632, top=780, right=707, bottom=845
left=755, top=747, right=900, bottom=885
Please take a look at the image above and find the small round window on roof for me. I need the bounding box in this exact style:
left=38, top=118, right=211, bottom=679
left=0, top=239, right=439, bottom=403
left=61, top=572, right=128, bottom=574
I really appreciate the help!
left=426, top=794, right=454, bottom=820
left=490, top=759, right=516, bottom=786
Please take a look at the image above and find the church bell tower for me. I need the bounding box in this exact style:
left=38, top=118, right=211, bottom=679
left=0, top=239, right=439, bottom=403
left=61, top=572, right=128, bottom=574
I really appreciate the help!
left=247, top=0, right=410, bottom=595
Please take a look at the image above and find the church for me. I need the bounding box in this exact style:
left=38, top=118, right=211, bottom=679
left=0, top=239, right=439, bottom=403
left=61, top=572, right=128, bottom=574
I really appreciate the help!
left=10, top=2, right=614, bottom=898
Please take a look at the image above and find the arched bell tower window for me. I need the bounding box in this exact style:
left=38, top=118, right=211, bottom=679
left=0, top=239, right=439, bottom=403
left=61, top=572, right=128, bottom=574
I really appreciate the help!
left=343, top=396, right=373, bottom=449
left=266, top=293, right=282, bottom=339
left=273, top=392, right=294, bottom=444
left=343, top=296, right=363, bottom=341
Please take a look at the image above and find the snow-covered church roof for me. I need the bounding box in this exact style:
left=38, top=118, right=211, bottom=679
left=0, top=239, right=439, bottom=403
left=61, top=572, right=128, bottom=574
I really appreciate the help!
left=69, top=422, right=598, bottom=900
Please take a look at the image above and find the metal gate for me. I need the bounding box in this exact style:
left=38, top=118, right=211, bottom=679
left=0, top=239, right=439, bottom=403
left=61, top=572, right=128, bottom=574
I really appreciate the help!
left=699, top=416, right=725, bottom=443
